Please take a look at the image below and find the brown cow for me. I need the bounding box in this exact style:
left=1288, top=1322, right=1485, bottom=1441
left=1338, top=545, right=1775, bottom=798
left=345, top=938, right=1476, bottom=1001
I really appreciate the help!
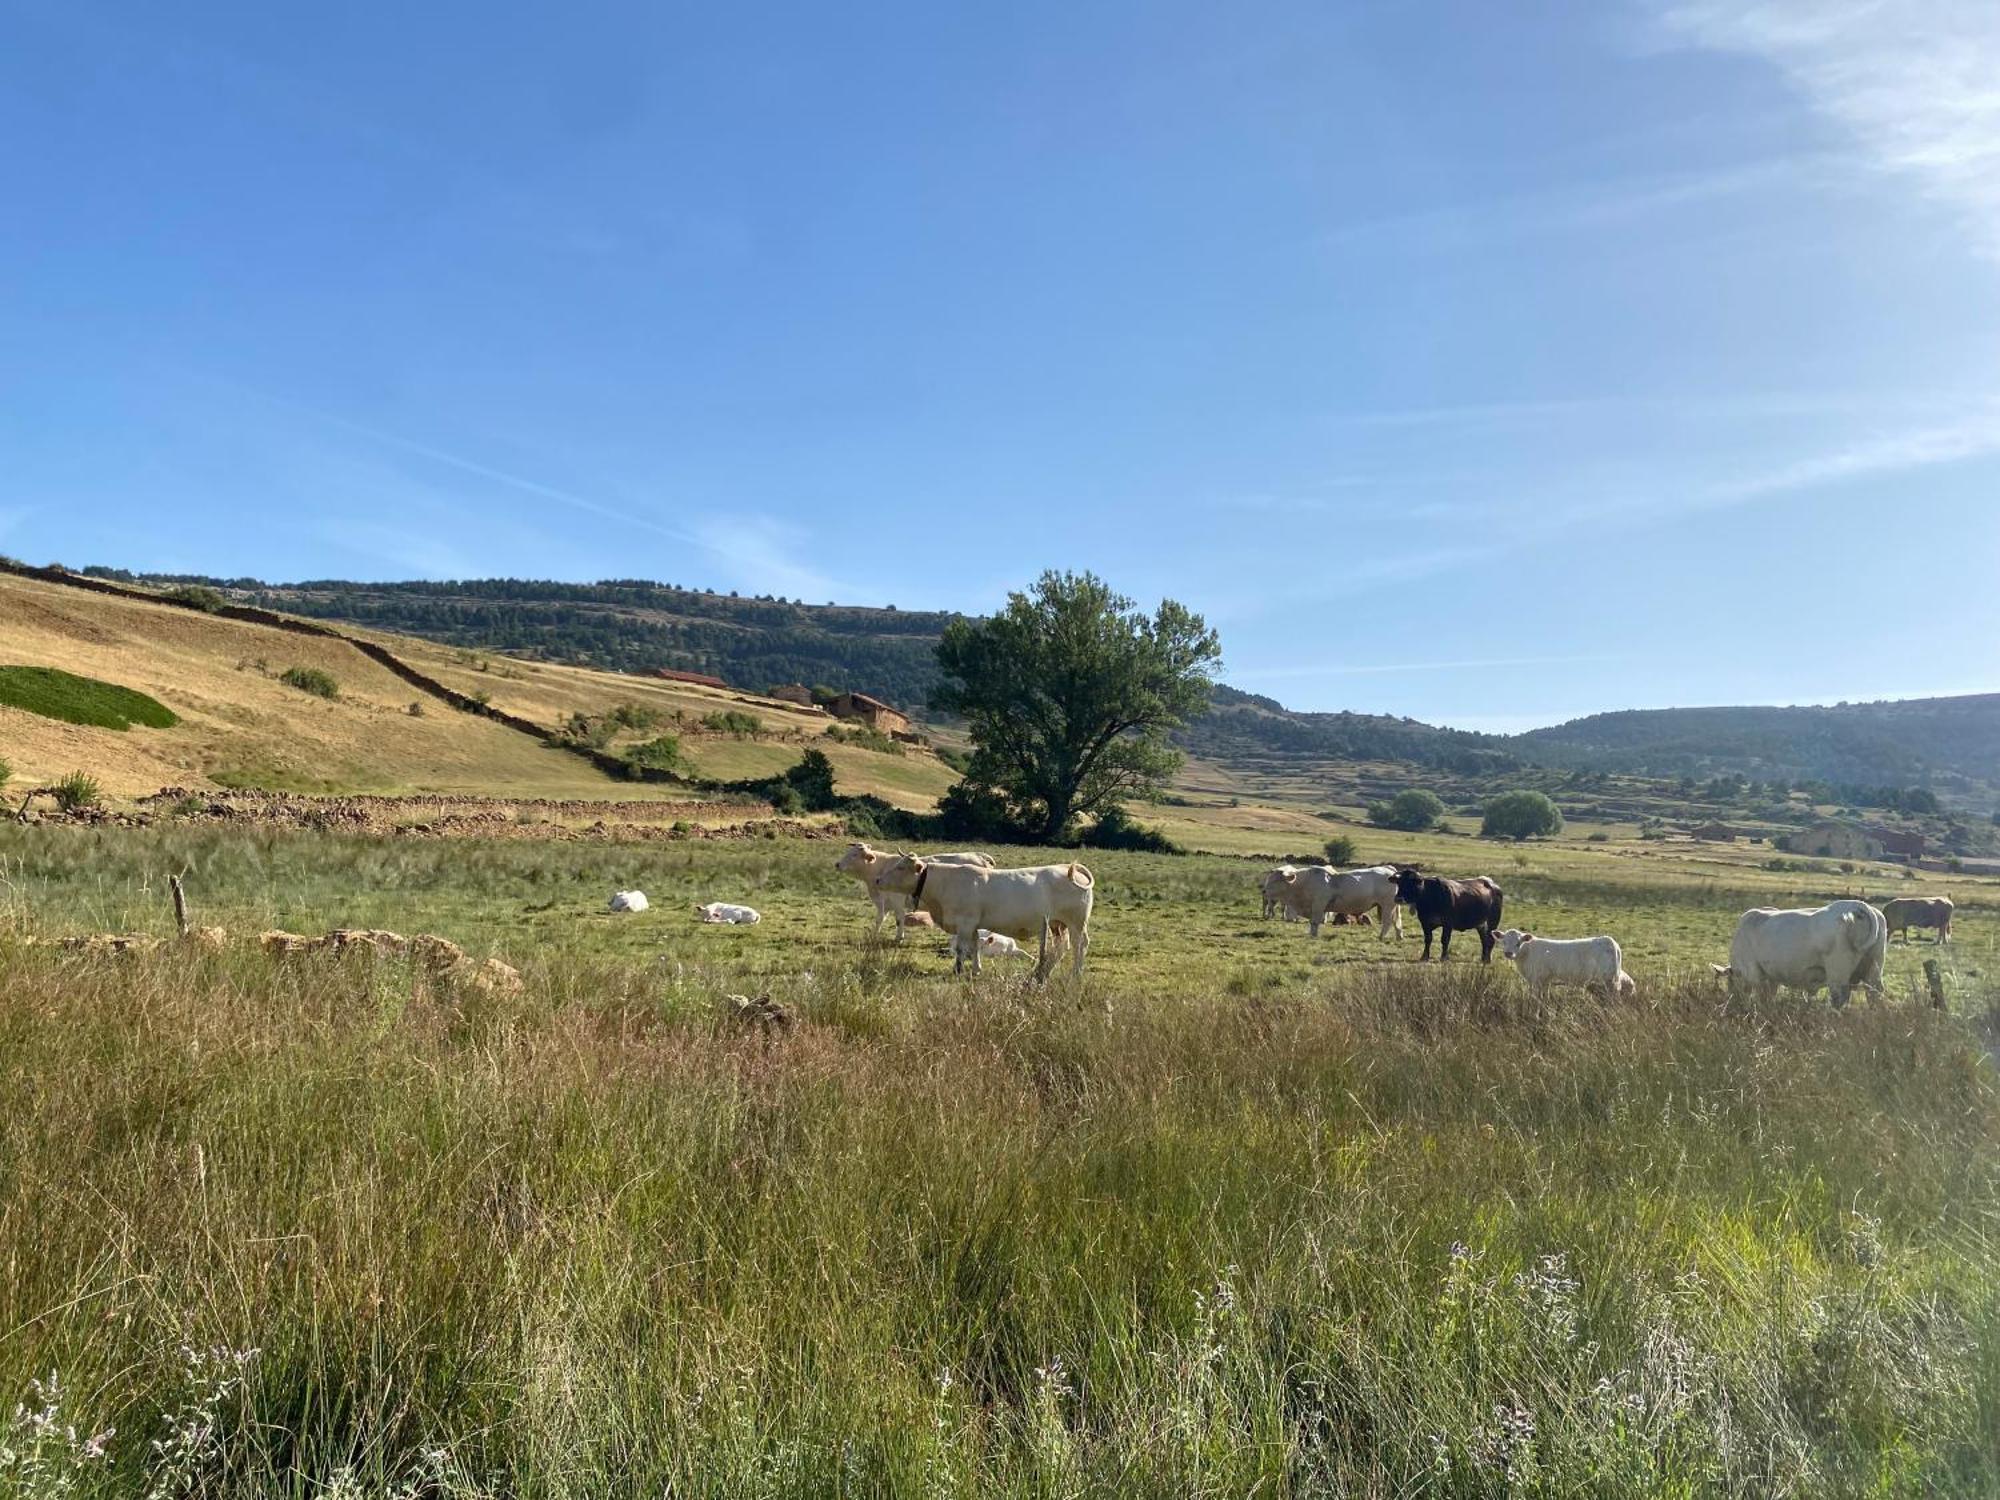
left=1880, top=895, right=1953, bottom=943
left=1393, top=867, right=1504, bottom=962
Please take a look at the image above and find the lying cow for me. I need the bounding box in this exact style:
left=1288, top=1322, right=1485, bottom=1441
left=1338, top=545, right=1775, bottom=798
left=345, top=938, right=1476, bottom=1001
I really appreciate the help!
left=871, top=853, right=1094, bottom=979
left=835, top=842, right=995, bottom=942
left=608, top=889, right=649, bottom=913
left=1712, top=899, right=1885, bottom=1007
left=1270, top=865, right=1403, bottom=939
left=1495, top=928, right=1635, bottom=998
left=1393, top=867, right=1503, bottom=961
left=1880, top=895, right=1952, bottom=944
left=694, top=902, right=762, bottom=925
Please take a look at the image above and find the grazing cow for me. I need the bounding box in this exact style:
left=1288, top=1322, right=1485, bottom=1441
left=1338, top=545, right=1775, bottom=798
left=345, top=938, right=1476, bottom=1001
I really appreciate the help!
left=871, top=854, right=1094, bottom=979
left=1495, top=928, right=1635, bottom=998
left=1712, top=899, right=1886, bottom=1007
left=1393, top=867, right=1503, bottom=961
left=835, top=842, right=995, bottom=942
left=1272, top=865, right=1404, bottom=939
left=694, top=902, right=762, bottom=925
left=1880, top=895, right=1953, bottom=944
left=608, top=890, right=649, bottom=913
left=1260, top=865, right=1301, bottom=921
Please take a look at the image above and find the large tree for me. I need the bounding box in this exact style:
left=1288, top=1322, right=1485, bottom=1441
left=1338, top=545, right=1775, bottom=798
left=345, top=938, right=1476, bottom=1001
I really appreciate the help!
left=932, top=571, right=1222, bottom=842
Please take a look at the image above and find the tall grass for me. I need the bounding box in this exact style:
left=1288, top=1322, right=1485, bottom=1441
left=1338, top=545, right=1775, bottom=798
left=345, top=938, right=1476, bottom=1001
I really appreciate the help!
left=2, top=937, right=1996, bottom=1496
left=2, top=827, right=1996, bottom=1494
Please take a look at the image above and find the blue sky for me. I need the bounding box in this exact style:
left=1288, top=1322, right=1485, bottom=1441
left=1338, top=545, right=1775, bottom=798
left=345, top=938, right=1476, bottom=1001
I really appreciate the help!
left=3, top=1, right=1997, bottom=730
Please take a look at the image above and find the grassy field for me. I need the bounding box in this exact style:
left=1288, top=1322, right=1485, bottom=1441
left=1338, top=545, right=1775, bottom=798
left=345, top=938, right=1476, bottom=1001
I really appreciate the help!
left=3, top=825, right=1998, bottom=1497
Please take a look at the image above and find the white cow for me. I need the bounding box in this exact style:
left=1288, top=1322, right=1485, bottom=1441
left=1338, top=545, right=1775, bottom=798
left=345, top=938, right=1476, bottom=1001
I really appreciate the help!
left=1712, top=899, right=1886, bottom=1007
left=1260, top=865, right=1301, bottom=921
left=1495, top=928, right=1635, bottom=998
left=871, top=853, right=1094, bottom=978
left=971, top=929, right=1030, bottom=961
left=835, top=842, right=995, bottom=942
left=608, top=890, right=649, bottom=913
left=1271, top=864, right=1403, bottom=939
left=694, top=902, right=762, bottom=925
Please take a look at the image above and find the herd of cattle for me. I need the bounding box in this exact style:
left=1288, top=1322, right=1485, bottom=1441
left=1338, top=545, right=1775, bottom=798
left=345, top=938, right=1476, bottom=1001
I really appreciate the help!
left=827, top=842, right=1956, bottom=1003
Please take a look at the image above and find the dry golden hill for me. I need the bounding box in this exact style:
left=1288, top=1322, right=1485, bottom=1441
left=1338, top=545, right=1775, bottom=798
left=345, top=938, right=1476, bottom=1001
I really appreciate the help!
left=0, top=571, right=954, bottom=807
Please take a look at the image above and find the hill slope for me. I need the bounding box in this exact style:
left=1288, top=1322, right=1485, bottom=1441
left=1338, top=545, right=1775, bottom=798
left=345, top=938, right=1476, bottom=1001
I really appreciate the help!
left=0, top=570, right=953, bottom=807
left=74, top=567, right=2000, bottom=807
left=1517, top=698, right=2000, bottom=803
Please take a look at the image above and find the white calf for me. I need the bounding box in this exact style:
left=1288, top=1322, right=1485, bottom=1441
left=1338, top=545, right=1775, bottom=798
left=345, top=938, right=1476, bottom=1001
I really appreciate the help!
left=695, top=902, right=761, bottom=925
left=1494, top=928, right=1635, bottom=998
left=608, top=890, right=649, bottom=913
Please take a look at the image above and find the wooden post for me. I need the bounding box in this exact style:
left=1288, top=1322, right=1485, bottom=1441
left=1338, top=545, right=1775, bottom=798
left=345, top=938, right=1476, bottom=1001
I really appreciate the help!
left=1923, top=958, right=1946, bottom=1010
left=170, top=875, right=191, bottom=939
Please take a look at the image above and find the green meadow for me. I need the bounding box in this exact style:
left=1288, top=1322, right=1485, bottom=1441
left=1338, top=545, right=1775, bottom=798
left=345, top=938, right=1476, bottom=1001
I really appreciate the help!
left=2, top=825, right=1997, bottom=1497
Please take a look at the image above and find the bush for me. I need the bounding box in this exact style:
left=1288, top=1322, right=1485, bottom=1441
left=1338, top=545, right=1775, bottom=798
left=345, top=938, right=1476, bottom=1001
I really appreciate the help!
left=164, top=583, right=227, bottom=612
left=607, top=701, right=660, bottom=731
left=703, top=710, right=763, bottom=737
left=0, top=755, right=9, bottom=792
left=782, top=749, right=838, bottom=812
left=1323, top=834, right=1358, bottom=866
left=280, top=666, right=339, bottom=700
left=1081, top=804, right=1182, bottom=853
left=1367, top=789, right=1445, bottom=832
left=825, top=723, right=904, bottom=755
left=1586, top=831, right=1610, bottom=843
left=0, top=666, right=179, bottom=730
left=765, top=781, right=804, bottom=814
left=626, top=736, right=684, bottom=772
left=52, top=770, right=102, bottom=811
left=1481, top=790, right=1564, bottom=841
left=936, top=779, right=1032, bottom=842
left=407, top=701, right=425, bottom=717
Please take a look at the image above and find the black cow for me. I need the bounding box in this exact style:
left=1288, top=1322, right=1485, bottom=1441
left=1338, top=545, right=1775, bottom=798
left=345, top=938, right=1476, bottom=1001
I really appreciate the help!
left=1393, top=867, right=1504, bottom=962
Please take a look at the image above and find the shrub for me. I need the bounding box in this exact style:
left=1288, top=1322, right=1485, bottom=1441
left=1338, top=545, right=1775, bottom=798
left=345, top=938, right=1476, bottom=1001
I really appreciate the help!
left=1367, top=789, right=1445, bottom=832
left=765, top=781, right=805, bottom=814
left=164, top=583, right=227, bottom=612
left=1323, top=834, right=1358, bottom=866
left=936, top=779, right=1032, bottom=842
left=703, top=710, right=763, bottom=737
left=1081, top=805, right=1182, bottom=853
left=0, top=755, right=9, bottom=792
left=280, top=666, right=339, bottom=700
left=825, top=723, right=904, bottom=755
left=1481, top=790, right=1564, bottom=840
left=607, top=701, right=659, bottom=731
left=1586, top=831, right=1610, bottom=842
left=626, top=736, right=684, bottom=772
left=407, top=701, right=425, bottom=717
left=0, top=666, right=178, bottom=730
left=783, top=749, right=838, bottom=812
left=52, top=770, right=102, bottom=811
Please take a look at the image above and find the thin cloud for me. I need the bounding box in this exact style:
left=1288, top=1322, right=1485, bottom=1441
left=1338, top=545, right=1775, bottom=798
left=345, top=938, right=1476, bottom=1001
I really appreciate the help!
left=1234, top=652, right=1626, bottom=682
left=1651, top=0, right=2000, bottom=257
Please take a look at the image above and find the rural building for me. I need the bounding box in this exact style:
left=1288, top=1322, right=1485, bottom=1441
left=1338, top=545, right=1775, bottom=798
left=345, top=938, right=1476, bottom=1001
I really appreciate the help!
left=766, top=683, right=814, bottom=706
left=654, top=667, right=729, bottom=690
left=1862, top=824, right=1927, bottom=859
left=826, top=692, right=910, bottom=735
left=1689, top=822, right=1741, bottom=842
left=1780, top=822, right=1883, bottom=860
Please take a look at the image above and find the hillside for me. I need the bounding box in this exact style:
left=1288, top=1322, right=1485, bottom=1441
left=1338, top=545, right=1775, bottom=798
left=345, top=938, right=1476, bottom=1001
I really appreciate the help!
left=85, top=570, right=953, bottom=708
left=1517, top=698, right=2000, bottom=805
left=72, top=567, right=2000, bottom=811
left=0, top=569, right=953, bottom=808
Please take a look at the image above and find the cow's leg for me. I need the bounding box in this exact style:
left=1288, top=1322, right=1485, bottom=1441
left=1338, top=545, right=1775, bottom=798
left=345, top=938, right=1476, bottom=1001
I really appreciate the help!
left=1308, top=906, right=1323, bottom=938
left=1439, top=926, right=1454, bottom=961
left=1478, top=925, right=1495, bottom=963
left=1376, top=901, right=1396, bottom=941
left=1071, top=922, right=1089, bottom=977
left=1420, top=923, right=1435, bottom=960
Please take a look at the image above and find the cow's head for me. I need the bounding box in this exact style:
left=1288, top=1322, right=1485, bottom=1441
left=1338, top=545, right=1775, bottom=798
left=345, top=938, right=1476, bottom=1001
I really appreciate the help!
left=1393, top=866, right=1425, bottom=903
left=872, top=853, right=925, bottom=895
left=1494, top=928, right=1532, bottom=959
left=835, top=841, right=878, bottom=876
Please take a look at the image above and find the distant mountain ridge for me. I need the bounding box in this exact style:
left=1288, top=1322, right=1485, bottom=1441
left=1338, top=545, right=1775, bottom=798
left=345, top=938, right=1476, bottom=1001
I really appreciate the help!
left=79, top=568, right=2000, bottom=806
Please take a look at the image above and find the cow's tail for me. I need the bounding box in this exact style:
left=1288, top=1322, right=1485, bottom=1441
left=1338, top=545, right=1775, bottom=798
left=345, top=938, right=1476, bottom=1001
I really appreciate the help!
left=1489, top=884, right=1504, bottom=929
left=1065, top=862, right=1095, bottom=889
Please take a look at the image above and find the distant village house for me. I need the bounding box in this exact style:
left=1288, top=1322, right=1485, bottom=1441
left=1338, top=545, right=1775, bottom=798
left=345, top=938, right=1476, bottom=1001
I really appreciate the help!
left=1779, top=822, right=1883, bottom=861
left=826, top=692, right=910, bottom=735
left=766, top=683, right=815, bottom=706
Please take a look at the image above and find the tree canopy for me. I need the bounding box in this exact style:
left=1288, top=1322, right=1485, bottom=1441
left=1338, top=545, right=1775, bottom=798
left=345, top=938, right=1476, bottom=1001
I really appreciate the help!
left=931, top=571, right=1221, bottom=842
left=1367, top=789, right=1445, bottom=832
left=1482, top=789, right=1564, bottom=840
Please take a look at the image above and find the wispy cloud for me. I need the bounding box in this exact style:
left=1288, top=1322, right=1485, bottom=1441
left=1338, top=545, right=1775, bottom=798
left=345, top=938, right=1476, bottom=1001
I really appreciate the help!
left=1234, top=652, right=1626, bottom=683
left=1651, top=0, right=2000, bottom=257
left=1705, top=404, right=2000, bottom=503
